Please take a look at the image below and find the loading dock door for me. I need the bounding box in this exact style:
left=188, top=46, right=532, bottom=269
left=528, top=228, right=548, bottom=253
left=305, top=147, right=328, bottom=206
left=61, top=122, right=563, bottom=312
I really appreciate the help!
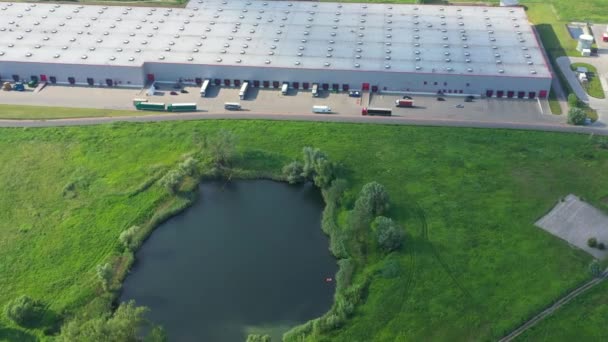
left=253, top=80, right=260, bottom=87
left=371, top=85, right=378, bottom=92
left=293, top=82, right=299, bottom=89
left=517, top=91, right=525, bottom=99
left=496, top=90, right=504, bottom=98
left=302, top=82, right=309, bottom=90
left=106, top=79, right=113, bottom=87
left=214, top=79, right=221, bottom=86
left=362, top=83, right=370, bottom=91
left=40, top=75, right=47, bottom=82
left=234, top=79, right=241, bottom=87
left=195, top=78, right=202, bottom=86
left=486, top=90, right=494, bottom=97
left=538, top=90, right=547, bottom=99
left=528, top=92, right=536, bottom=99
left=263, top=81, right=270, bottom=88
left=146, top=74, right=155, bottom=82
left=507, top=91, right=515, bottom=98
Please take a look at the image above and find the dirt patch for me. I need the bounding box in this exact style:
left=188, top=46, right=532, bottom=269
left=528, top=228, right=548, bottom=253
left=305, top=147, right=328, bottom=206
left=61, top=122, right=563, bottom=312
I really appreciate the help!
left=536, top=194, right=608, bottom=259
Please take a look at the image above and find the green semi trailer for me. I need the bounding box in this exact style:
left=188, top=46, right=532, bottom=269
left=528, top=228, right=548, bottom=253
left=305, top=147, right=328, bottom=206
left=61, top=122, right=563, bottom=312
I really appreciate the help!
left=167, top=103, right=197, bottom=112
left=135, top=102, right=166, bottom=111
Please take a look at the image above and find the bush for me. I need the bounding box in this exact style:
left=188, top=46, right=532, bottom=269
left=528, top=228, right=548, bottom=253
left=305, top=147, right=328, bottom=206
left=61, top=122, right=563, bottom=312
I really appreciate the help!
left=283, top=320, right=313, bottom=342
left=588, top=237, right=598, bottom=248
left=246, top=334, right=271, bottom=342
left=119, top=225, right=140, bottom=250
left=567, top=93, right=581, bottom=108
left=300, top=147, right=335, bottom=188
left=336, top=259, right=355, bottom=291
left=178, top=157, right=198, bottom=176
left=373, top=216, right=405, bottom=252
left=282, top=161, right=305, bottom=184
left=159, top=169, right=185, bottom=194
left=324, top=178, right=348, bottom=206
left=355, top=182, right=390, bottom=218
left=599, top=242, right=606, bottom=250
left=589, top=260, right=601, bottom=277
left=96, top=263, right=113, bottom=291
left=4, top=295, right=45, bottom=327
left=208, top=129, right=237, bottom=167
left=568, top=107, right=587, bottom=125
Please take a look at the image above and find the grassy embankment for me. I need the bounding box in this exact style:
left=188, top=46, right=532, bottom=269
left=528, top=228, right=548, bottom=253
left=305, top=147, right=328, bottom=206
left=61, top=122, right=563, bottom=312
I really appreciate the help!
left=1, top=120, right=607, bottom=340
left=571, top=63, right=606, bottom=99
left=517, top=280, right=608, bottom=341
left=0, top=105, right=142, bottom=120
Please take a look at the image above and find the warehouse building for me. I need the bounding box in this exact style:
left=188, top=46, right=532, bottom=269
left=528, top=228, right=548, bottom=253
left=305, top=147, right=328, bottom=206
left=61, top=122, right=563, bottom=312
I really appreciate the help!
left=0, top=1, right=552, bottom=98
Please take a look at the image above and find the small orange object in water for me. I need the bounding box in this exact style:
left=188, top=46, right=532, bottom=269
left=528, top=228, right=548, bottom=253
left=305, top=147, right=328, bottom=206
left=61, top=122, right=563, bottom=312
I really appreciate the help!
left=325, top=277, right=333, bottom=282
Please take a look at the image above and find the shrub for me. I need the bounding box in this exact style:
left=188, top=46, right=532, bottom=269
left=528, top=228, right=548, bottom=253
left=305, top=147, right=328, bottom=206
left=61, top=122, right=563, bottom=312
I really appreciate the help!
left=96, top=263, right=113, bottom=291
left=208, top=129, right=237, bottom=167
left=567, top=93, right=581, bottom=108
left=282, top=161, right=305, bottom=184
left=178, top=157, right=198, bottom=176
left=379, top=258, right=401, bottom=279
left=283, top=320, right=313, bottom=342
left=355, top=182, right=390, bottom=218
left=373, top=216, right=405, bottom=252
left=4, top=295, right=44, bottom=327
left=246, top=334, right=271, bottom=342
left=588, top=237, right=598, bottom=248
left=599, top=242, right=606, bottom=250
left=119, top=225, right=140, bottom=250
left=336, top=259, right=355, bottom=291
left=300, top=147, right=335, bottom=188
left=568, top=107, right=587, bottom=125
left=159, top=169, right=185, bottom=194
left=324, top=178, right=348, bottom=206
left=589, top=260, right=601, bottom=277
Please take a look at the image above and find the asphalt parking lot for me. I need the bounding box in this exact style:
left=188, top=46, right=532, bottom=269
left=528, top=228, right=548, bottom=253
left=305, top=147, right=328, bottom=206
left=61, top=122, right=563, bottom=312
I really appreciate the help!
left=0, top=83, right=563, bottom=124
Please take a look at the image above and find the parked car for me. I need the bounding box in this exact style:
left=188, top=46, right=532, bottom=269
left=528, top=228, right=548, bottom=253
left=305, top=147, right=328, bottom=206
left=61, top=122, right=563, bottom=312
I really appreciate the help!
left=455, top=104, right=464, bottom=108
left=437, top=97, right=445, bottom=101
left=170, top=91, right=178, bottom=95
left=402, top=95, right=413, bottom=100
left=349, top=90, right=361, bottom=97
left=180, top=89, right=189, bottom=94
left=465, top=95, right=474, bottom=102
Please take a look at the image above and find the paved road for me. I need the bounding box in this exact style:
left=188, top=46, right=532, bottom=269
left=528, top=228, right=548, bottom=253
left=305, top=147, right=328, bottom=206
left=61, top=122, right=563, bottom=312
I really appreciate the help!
left=2, top=111, right=608, bottom=135
left=499, top=269, right=608, bottom=342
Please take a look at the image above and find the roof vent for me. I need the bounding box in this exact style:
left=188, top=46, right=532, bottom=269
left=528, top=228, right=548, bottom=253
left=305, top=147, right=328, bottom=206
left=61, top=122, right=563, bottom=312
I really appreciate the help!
left=217, top=58, right=223, bottom=62
left=81, top=55, right=87, bottom=59
left=445, top=58, right=451, bottom=62
left=496, top=60, right=502, bottom=64
left=109, top=56, right=116, bottom=61
left=116, top=48, right=123, bottom=52
left=89, top=47, right=95, bottom=51
left=135, top=49, right=141, bottom=53
left=61, top=46, right=67, bottom=50
left=530, top=70, right=537, bottom=74
left=355, top=55, right=361, bottom=59
left=265, top=60, right=271, bottom=64
left=129, top=57, right=135, bottom=61
left=188, top=57, right=194, bottom=61
left=415, top=66, right=422, bottom=70
left=354, top=63, right=360, bottom=68
left=295, top=61, right=301, bottom=65
left=240, top=50, right=246, bottom=54
left=467, top=68, right=473, bottom=72
left=235, top=59, right=242, bottom=63
left=498, top=69, right=505, bottom=74
left=193, top=48, right=199, bottom=52
left=385, top=65, right=391, bottom=69
left=324, top=62, right=331, bottom=67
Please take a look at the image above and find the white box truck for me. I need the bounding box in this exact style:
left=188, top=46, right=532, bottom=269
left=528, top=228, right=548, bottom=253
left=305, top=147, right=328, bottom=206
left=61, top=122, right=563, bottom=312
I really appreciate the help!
left=281, top=83, right=289, bottom=95
left=200, top=79, right=210, bottom=97
left=239, top=82, right=249, bottom=100
left=312, top=105, right=331, bottom=113
left=312, top=83, right=319, bottom=97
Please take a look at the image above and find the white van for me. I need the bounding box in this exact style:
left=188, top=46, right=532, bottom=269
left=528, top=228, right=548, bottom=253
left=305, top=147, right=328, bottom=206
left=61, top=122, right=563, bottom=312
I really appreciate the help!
left=281, top=83, right=289, bottom=95
left=312, top=105, right=331, bottom=114
left=311, top=83, right=319, bottom=97
left=224, top=102, right=241, bottom=110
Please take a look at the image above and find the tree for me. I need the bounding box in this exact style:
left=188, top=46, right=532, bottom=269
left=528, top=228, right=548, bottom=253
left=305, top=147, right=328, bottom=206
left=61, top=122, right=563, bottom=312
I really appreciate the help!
left=301, top=146, right=320, bottom=179
left=300, top=147, right=335, bottom=188
left=159, top=169, right=184, bottom=194
left=119, top=226, right=141, bottom=251
left=4, top=295, right=44, bottom=327
left=567, top=93, right=581, bottom=108
left=355, top=182, right=390, bottom=218
left=96, top=263, right=113, bottom=291
left=246, top=334, right=271, bottom=342
left=587, top=237, right=598, bottom=248
left=282, top=161, right=305, bottom=184
left=325, top=178, right=348, bottom=205
left=568, top=107, right=587, bottom=125
left=58, top=301, right=163, bottom=342
left=589, top=259, right=602, bottom=277
left=208, top=130, right=237, bottom=167
left=372, top=216, right=405, bottom=252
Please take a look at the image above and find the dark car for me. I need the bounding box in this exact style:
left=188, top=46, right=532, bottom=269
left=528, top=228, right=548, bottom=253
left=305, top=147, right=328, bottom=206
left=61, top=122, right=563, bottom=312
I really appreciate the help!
left=170, top=91, right=178, bottom=95
left=349, top=90, right=361, bottom=97
left=180, top=89, right=189, bottom=94
left=437, top=97, right=445, bottom=101
left=465, top=95, right=474, bottom=102
left=402, top=95, right=413, bottom=100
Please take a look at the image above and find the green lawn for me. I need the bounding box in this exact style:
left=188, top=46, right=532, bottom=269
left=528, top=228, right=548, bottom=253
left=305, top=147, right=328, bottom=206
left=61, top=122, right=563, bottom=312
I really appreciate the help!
left=1, top=120, right=607, bottom=340
left=0, top=104, right=151, bottom=119
left=571, top=63, right=606, bottom=99
left=516, top=280, right=608, bottom=341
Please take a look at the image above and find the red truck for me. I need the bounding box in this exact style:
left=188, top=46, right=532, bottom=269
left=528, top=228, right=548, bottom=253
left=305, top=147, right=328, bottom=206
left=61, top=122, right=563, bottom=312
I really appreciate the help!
left=395, top=99, right=414, bottom=107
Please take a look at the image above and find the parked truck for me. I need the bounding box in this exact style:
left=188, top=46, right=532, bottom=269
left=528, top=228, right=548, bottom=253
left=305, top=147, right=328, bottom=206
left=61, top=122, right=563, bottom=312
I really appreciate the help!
left=167, top=103, right=197, bottom=112
left=361, top=107, right=392, bottom=116
left=135, top=102, right=166, bottom=111
left=395, top=99, right=414, bottom=107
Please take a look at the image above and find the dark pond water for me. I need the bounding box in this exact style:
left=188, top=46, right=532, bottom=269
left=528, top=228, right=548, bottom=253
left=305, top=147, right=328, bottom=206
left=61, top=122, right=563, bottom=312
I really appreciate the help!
left=120, top=180, right=337, bottom=342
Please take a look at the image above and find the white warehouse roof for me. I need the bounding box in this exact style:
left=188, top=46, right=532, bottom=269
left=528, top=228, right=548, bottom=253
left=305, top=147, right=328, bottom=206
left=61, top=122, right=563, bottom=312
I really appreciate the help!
left=0, top=0, right=550, bottom=78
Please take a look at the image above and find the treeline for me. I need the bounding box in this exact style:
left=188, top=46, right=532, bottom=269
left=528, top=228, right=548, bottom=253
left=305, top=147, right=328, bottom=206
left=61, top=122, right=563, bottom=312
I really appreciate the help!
left=281, top=148, right=406, bottom=341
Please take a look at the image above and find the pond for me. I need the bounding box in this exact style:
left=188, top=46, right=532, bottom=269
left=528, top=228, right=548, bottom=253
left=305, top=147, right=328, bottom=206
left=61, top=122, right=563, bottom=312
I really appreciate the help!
left=120, top=180, right=337, bottom=341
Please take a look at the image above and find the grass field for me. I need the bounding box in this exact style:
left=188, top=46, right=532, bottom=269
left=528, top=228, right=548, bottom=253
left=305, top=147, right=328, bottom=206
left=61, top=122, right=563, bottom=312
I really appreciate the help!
left=571, top=63, right=606, bottom=99
left=1, top=120, right=607, bottom=340
left=517, top=280, right=608, bottom=341
left=0, top=105, right=144, bottom=120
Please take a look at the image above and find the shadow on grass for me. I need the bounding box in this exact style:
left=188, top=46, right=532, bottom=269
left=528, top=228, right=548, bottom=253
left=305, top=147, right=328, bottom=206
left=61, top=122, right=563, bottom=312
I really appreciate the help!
left=0, top=326, right=37, bottom=342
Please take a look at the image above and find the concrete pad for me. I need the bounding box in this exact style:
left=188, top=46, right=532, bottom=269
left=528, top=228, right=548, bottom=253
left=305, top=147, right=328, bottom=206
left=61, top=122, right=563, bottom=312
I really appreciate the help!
left=536, top=194, right=608, bottom=259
